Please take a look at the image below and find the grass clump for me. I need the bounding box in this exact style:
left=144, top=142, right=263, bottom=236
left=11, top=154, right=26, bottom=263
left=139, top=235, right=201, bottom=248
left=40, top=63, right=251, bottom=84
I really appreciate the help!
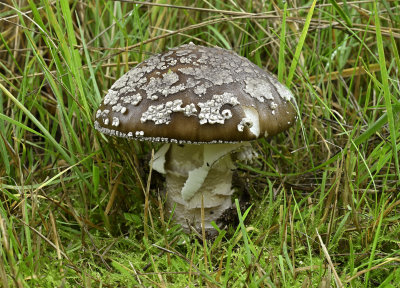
left=1, top=0, right=399, bottom=287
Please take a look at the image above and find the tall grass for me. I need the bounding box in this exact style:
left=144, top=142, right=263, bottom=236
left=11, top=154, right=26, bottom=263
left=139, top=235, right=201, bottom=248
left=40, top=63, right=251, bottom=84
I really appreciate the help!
left=1, top=0, right=399, bottom=286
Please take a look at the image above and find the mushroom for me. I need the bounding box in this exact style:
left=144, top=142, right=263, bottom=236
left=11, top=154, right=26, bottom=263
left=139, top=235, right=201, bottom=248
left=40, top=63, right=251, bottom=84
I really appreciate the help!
left=94, top=43, right=297, bottom=233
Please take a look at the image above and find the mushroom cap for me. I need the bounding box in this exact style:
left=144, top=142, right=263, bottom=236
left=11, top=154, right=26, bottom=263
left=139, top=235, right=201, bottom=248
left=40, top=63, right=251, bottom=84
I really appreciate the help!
left=94, top=43, right=297, bottom=144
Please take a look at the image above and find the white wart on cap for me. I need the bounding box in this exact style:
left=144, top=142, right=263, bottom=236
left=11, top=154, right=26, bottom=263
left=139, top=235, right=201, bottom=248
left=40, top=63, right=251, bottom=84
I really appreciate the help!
left=94, top=43, right=297, bottom=143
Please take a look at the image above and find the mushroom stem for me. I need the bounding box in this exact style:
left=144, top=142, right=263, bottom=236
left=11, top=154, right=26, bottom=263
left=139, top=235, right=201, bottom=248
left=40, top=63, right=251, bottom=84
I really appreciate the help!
left=153, top=142, right=247, bottom=232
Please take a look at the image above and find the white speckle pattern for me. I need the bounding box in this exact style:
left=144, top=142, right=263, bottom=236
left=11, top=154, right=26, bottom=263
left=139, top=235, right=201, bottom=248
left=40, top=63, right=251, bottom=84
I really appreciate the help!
left=179, top=55, right=196, bottom=64
left=156, top=62, right=166, bottom=70
left=112, top=117, right=120, bottom=127
left=271, top=77, right=294, bottom=101
left=176, top=49, right=193, bottom=57
left=96, top=109, right=102, bottom=118
left=122, top=93, right=142, bottom=106
left=140, top=99, right=198, bottom=125
left=193, top=83, right=211, bottom=95
left=183, top=103, right=198, bottom=117
left=143, top=71, right=182, bottom=99
left=110, top=74, right=128, bottom=90
left=197, top=93, right=239, bottom=124
left=161, top=50, right=174, bottom=60
left=178, top=65, right=234, bottom=87
left=95, top=120, right=240, bottom=144
left=221, top=109, right=232, bottom=119
left=165, top=58, right=177, bottom=66
left=237, top=118, right=253, bottom=132
left=244, top=78, right=274, bottom=102
left=112, top=103, right=127, bottom=113
left=135, top=131, right=144, bottom=137
left=103, top=90, right=119, bottom=105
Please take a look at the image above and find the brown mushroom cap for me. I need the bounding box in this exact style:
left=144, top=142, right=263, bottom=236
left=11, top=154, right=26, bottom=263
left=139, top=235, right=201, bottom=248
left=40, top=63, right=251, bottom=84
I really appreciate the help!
left=94, top=43, right=297, bottom=144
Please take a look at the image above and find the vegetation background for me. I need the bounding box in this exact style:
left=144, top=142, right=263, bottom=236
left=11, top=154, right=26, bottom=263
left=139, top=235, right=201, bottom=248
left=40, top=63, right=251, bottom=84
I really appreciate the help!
left=1, top=0, right=399, bottom=287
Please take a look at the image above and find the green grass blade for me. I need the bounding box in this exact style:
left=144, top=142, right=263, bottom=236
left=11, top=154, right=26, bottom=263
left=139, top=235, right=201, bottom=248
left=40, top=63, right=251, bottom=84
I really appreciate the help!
left=235, top=199, right=251, bottom=267
left=328, top=0, right=353, bottom=28
left=364, top=198, right=385, bottom=287
left=278, top=2, right=287, bottom=82
left=0, top=113, right=45, bottom=138
left=286, top=0, right=317, bottom=87
left=374, top=0, right=400, bottom=179
left=0, top=82, right=72, bottom=164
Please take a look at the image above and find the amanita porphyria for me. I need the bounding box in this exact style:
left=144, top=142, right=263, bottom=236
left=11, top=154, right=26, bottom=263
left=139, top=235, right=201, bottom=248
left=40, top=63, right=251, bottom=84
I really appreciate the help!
left=95, top=43, right=297, bottom=233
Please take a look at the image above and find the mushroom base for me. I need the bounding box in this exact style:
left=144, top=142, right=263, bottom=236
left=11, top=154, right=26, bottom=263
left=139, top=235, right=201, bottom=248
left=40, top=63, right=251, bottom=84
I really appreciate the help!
left=153, top=143, right=248, bottom=234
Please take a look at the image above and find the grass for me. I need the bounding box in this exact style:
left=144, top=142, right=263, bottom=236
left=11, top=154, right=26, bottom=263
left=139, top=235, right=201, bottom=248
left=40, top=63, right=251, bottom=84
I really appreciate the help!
left=1, top=0, right=400, bottom=287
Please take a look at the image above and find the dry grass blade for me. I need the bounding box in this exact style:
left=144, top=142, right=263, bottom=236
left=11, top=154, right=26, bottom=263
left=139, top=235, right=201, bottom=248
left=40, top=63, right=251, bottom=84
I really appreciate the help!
left=18, top=219, right=71, bottom=261
left=345, top=258, right=400, bottom=282
left=49, top=211, right=66, bottom=285
left=104, top=170, right=123, bottom=215
left=144, top=149, right=155, bottom=239
left=316, top=230, right=344, bottom=288
left=308, top=63, right=381, bottom=84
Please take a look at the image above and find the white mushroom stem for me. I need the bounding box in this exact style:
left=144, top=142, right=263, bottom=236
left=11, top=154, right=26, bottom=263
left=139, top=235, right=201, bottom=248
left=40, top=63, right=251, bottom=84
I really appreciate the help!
left=153, top=142, right=252, bottom=232
left=180, top=143, right=246, bottom=201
